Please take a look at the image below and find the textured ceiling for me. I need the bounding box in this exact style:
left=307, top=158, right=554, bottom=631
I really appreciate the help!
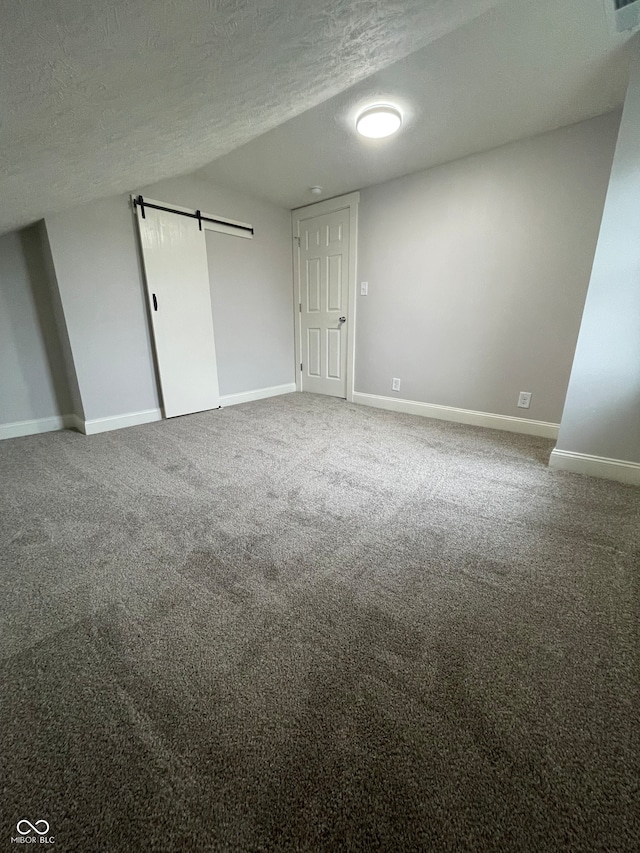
left=0, top=0, right=499, bottom=234
left=200, top=0, right=634, bottom=209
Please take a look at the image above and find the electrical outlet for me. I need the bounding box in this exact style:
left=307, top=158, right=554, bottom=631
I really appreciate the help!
left=517, top=391, right=532, bottom=409
left=392, top=378, right=401, bottom=392
left=360, top=281, right=368, bottom=296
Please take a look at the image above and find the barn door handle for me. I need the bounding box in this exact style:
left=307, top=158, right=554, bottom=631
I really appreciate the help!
left=339, top=316, right=346, bottom=323
left=152, top=294, right=158, bottom=311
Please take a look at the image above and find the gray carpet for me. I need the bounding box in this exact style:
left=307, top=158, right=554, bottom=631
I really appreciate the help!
left=1, top=392, right=638, bottom=852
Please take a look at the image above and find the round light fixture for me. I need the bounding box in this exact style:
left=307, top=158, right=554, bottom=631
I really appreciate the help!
left=356, top=104, right=402, bottom=139
left=310, top=186, right=323, bottom=196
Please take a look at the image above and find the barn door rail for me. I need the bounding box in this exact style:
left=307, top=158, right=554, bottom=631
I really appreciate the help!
left=132, top=195, right=254, bottom=238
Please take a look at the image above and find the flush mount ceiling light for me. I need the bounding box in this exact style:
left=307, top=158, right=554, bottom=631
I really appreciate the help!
left=356, top=104, right=402, bottom=139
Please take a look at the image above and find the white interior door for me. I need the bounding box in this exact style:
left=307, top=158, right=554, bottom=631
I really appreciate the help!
left=135, top=205, right=220, bottom=418
left=298, top=207, right=350, bottom=397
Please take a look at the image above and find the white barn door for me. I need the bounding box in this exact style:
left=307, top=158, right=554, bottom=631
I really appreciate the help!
left=135, top=204, right=220, bottom=418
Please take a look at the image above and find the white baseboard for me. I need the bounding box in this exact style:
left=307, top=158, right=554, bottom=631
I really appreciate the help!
left=352, top=392, right=560, bottom=439
left=82, top=408, right=162, bottom=436
left=219, top=383, right=296, bottom=408
left=549, top=448, right=640, bottom=486
left=0, top=414, right=77, bottom=441
left=0, top=388, right=297, bottom=441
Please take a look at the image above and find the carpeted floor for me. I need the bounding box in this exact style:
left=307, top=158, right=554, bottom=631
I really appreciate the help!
left=1, top=392, right=638, bottom=852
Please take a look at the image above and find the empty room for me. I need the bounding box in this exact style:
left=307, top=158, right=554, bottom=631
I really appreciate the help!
left=1, top=0, right=639, bottom=851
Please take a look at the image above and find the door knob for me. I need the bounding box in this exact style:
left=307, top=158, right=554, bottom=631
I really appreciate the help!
left=339, top=316, right=346, bottom=323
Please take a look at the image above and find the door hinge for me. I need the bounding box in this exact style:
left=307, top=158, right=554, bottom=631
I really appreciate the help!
left=295, top=236, right=301, bottom=247
left=300, top=363, right=303, bottom=371
left=299, top=303, right=302, bottom=313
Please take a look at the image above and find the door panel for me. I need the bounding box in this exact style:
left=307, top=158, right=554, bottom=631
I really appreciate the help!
left=299, top=208, right=349, bottom=397
left=327, top=328, right=341, bottom=378
left=328, top=222, right=343, bottom=244
left=308, top=328, right=321, bottom=376
left=307, top=258, right=321, bottom=312
left=327, top=254, right=342, bottom=311
left=135, top=206, right=220, bottom=418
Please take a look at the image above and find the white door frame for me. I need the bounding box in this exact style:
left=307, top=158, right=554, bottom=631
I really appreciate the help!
left=292, top=192, right=359, bottom=402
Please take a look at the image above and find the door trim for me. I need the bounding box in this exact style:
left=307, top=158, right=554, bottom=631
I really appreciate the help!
left=292, top=192, right=359, bottom=402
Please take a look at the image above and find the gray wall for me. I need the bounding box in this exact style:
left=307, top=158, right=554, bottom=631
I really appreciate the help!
left=37, top=221, right=85, bottom=420
left=139, top=174, right=295, bottom=396
left=0, top=226, right=72, bottom=426
left=4, top=114, right=622, bottom=437
left=355, top=112, right=620, bottom=424
left=556, top=50, right=640, bottom=463
left=45, top=195, right=160, bottom=422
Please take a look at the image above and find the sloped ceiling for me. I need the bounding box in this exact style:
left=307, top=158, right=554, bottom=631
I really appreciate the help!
left=200, top=0, right=634, bottom=209
left=0, top=0, right=499, bottom=234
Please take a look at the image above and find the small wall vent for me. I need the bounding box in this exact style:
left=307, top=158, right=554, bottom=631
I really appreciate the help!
left=611, top=0, right=640, bottom=32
